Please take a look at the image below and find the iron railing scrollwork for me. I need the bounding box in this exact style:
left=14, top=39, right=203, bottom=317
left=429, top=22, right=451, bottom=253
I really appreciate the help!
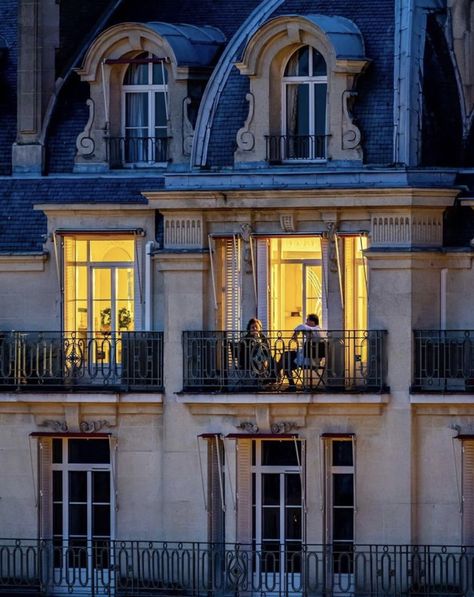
left=265, top=134, right=329, bottom=162
left=0, top=331, right=164, bottom=391
left=413, top=330, right=474, bottom=392
left=183, top=329, right=387, bottom=393
left=105, top=136, right=170, bottom=167
left=0, top=540, right=471, bottom=596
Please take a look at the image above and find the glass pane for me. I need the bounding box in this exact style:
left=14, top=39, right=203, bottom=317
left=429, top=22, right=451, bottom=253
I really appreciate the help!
left=305, top=265, right=323, bottom=324
left=314, top=83, right=327, bottom=137
left=53, top=470, right=63, bottom=500
left=154, top=92, right=167, bottom=127
left=52, top=439, right=63, bottom=464
left=312, top=49, right=327, bottom=76
left=262, top=507, right=279, bottom=539
left=68, top=439, right=110, bottom=464
left=262, top=474, right=280, bottom=505
left=285, top=507, right=301, bottom=540
left=285, top=474, right=301, bottom=505
left=69, top=504, right=87, bottom=536
left=152, top=61, right=168, bottom=84
left=286, top=84, right=309, bottom=137
left=93, top=269, right=111, bottom=334
left=124, top=55, right=149, bottom=85
left=261, top=441, right=301, bottom=466
left=53, top=503, right=62, bottom=535
left=93, top=471, right=110, bottom=503
left=125, top=93, right=148, bottom=128
left=333, top=474, right=354, bottom=506
left=333, top=508, right=354, bottom=541
left=90, top=239, right=134, bottom=263
left=285, top=46, right=309, bottom=76
left=332, top=441, right=353, bottom=466
left=69, top=471, right=87, bottom=502
left=93, top=505, right=110, bottom=537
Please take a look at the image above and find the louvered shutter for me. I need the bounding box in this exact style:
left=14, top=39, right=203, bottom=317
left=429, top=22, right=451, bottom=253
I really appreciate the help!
left=208, top=438, right=225, bottom=543
left=38, top=438, right=52, bottom=539
left=463, top=441, right=474, bottom=544
left=256, top=239, right=269, bottom=330
left=236, top=439, right=252, bottom=544
left=321, top=238, right=329, bottom=328
left=224, top=238, right=241, bottom=331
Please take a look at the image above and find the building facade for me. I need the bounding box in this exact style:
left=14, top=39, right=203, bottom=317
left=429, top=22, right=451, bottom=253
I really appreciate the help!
left=0, top=0, right=474, bottom=594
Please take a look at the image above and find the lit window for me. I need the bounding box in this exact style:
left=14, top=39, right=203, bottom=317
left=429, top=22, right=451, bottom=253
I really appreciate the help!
left=122, top=53, right=169, bottom=164
left=282, top=46, right=327, bottom=160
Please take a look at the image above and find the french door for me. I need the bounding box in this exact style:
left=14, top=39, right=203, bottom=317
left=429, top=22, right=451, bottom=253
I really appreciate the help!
left=51, top=438, right=114, bottom=594
left=252, top=440, right=304, bottom=594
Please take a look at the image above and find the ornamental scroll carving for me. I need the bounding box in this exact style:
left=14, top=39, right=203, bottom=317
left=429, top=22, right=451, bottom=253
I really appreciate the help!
left=236, top=93, right=255, bottom=151
left=342, top=90, right=361, bottom=150
left=236, top=421, right=259, bottom=433
left=182, top=97, right=194, bottom=156
left=75, top=98, right=95, bottom=157
left=270, top=421, right=299, bottom=434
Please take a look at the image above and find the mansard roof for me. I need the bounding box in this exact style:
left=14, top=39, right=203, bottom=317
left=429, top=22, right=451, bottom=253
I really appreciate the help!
left=0, top=0, right=17, bottom=176
left=0, top=177, right=160, bottom=253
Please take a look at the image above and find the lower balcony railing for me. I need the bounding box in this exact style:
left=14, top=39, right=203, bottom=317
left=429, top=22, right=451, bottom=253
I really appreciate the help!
left=183, top=330, right=387, bottom=393
left=105, top=136, right=170, bottom=167
left=413, top=330, right=474, bottom=392
left=265, top=134, right=328, bottom=161
left=0, top=331, right=164, bottom=391
left=0, top=540, right=471, bottom=596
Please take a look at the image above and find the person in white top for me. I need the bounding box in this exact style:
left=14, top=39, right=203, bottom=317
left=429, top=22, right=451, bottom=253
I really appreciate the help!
left=282, top=313, right=322, bottom=390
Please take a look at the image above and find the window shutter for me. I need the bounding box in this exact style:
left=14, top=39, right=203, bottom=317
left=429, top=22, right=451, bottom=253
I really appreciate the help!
left=236, top=439, right=252, bottom=544
left=208, top=438, right=225, bottom=543
left=463, top=441, right=474, bottom=544
left=256, top=239, right=269, bottom=329
left=321, top=238, right=329, bottom=328
left=224, top=237, right=241, bottom=331
left=38, top=438, right=52, bottom=539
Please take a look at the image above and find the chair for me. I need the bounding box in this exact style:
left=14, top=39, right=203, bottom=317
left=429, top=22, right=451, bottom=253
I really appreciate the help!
left=301, top=338, right=326, bottom=389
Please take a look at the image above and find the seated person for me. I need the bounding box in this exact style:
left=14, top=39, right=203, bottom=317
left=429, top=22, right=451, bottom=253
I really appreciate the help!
left=281, top=314, right=322, bottom=389
left=237, top=318, right=276, bottom=385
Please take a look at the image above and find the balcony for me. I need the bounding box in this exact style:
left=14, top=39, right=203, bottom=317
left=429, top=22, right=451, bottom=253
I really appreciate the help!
left=0, top=331, right=164, bottom=392
left=265, top=134, right=328, bottom=162
left=413, top=330, right=474, bottom=392
left=105, top=136, right=170, bottom=167
left=0, top=539, right=469, bottom=596
left=183, top=330, right=387, bottom=393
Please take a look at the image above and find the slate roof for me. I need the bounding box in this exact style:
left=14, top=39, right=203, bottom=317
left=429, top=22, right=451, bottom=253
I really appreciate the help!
left=0, top=0, right=18, bottom=176
left=0, top=177, right=162, bottom=253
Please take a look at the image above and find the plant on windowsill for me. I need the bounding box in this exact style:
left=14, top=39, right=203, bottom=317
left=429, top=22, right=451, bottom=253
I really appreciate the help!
left=118, top=307, right=132, bottom=330
left=100, top=308, right=112, bottom=333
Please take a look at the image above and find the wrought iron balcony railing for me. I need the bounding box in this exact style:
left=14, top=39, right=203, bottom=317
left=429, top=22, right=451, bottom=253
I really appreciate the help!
left=0, top=539, right=470, bottom=596
left=105, top=135, right=170, bottom=167
left=413, top=330, right=474, bottom=392
left=183, top=330, right=387, bottom=393
left=0, top=331, right=164, bottom=391
left=265, top=134, right=328, bottom=162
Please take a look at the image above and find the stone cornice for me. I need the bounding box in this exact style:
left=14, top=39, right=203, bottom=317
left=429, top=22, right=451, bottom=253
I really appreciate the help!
left=0, top=253, right=48, bottom=271
left=145, top=187, right=459, bottom=211
left=34, top=204, right=149, bottom=214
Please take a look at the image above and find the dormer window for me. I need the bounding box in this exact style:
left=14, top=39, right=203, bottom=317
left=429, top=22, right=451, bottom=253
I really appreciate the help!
left=281, top=46, right=327, bottom=161
left=121, top=53, right=169, bottom=165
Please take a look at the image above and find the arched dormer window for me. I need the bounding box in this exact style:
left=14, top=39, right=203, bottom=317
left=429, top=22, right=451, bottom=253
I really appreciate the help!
left=280, top=46, right=327, bottom=161
left=120, top=52, right=169, bottom=165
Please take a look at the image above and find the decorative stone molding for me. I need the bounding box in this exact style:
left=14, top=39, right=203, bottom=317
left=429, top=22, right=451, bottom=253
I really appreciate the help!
left=280, top=214, right=295, bottom=232
left=371, top=212, right=443, bottom=247
left=342, top=90, right=362, bottom=151
left=80, top=420, right=112, bottom=433
left=163, top=215, right=203, bottom=248
left=182, top=97, right=194, bottom=156
left=236, top=93, right=255, bottom=151
left=38, top=420, right=68, bottom=432
left=236, top=421, right=259, bottom=433
left=270, top=421, right=299, bottom=434
left=75, top=99, right=95, bottom=157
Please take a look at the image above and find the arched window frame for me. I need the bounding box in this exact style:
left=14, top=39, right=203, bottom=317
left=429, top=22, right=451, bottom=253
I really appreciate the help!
left=280, top=45, right=328, bottom=161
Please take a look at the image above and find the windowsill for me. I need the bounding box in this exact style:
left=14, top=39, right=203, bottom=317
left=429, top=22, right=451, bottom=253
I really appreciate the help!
left=266, top=159, right=328, bottom=165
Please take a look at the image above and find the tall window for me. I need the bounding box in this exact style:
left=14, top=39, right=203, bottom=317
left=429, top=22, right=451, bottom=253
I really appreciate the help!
left=64, top=237, right=135, bottom=335
left=283, top=46, right=327, bottom=160
left=122, top=53, right=168, bottom=164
